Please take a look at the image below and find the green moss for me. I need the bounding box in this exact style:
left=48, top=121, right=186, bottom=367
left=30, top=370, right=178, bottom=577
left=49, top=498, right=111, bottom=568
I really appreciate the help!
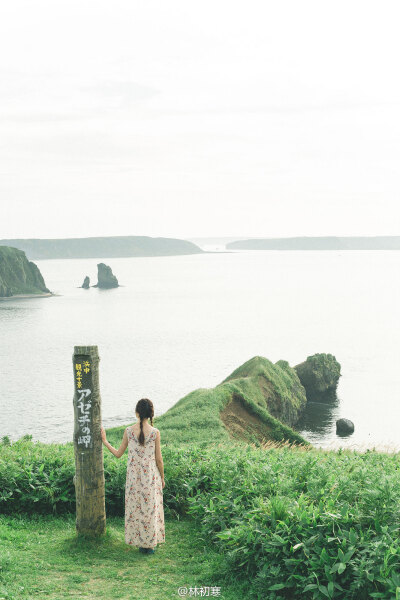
left=295, top=353, right=341, bottom=399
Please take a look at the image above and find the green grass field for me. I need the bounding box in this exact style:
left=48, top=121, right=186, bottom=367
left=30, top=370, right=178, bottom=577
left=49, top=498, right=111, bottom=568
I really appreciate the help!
left=0, top=513, right=250, bottom=600
left=2, top=435, right=400, bottom=599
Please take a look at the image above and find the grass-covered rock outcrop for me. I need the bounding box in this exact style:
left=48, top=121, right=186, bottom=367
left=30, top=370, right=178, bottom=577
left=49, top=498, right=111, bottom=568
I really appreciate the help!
left=221, top=356, right=307, bottom=428
left=144, top=355, right=309, bottom=447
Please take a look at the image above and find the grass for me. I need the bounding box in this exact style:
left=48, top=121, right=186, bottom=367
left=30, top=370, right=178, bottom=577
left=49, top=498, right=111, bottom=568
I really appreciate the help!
left=2, top=437, right=400, bottom=598
left=0, top=513, right=250, bottom=600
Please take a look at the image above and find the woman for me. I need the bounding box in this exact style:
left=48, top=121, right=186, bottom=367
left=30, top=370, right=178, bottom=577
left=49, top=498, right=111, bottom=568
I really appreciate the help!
left=100, top=398, right=166, bottom=554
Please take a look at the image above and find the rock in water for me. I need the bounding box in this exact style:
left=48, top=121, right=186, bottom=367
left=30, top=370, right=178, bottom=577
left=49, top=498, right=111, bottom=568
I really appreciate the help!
left=294, top=353, right=341, bottom=402
left=94, top=263, right=119, bottom=288
left=336, top=418, right=354, bottom=435
left=81, top=276, right=90, bottom=289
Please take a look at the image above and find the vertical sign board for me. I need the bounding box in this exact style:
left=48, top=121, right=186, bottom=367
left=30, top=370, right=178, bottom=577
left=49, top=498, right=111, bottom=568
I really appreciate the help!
left=73, top=345, right=106, bottom=536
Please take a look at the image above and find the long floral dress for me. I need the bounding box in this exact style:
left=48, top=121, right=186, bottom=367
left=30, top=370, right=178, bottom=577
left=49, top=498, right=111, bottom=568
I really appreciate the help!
left=124, top=425, right=165, bottom=549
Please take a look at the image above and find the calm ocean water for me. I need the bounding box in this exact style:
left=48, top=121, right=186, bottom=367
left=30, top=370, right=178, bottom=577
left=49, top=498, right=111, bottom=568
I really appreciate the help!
left=1, top=247, right=399, bottom=451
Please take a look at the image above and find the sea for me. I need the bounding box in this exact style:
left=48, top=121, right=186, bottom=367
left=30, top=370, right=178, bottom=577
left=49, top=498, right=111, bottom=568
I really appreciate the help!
left=1, top=241, right=400, bottom=452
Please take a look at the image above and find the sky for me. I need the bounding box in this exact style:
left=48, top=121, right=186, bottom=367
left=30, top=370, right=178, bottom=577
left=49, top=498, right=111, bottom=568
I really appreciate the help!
left=1, top=0, right=400, bottom=240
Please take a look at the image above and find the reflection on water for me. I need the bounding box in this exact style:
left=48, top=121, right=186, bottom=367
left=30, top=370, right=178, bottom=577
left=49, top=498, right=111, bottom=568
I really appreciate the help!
left=294, top=392, right=340, bottom=446
left=302, top=386, right=339, bottom=404
left=295, top=392, right=400, bottom=453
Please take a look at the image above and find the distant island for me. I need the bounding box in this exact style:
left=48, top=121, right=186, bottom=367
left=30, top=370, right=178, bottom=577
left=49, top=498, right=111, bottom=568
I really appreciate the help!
left=226, top=236, right=400, bottom=250
left=0, top=246, right=51, bottom=298
left=0, top=236, right=205, bottom=260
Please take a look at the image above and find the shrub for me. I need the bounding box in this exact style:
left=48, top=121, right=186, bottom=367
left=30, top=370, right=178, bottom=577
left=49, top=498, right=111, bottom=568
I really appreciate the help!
left=1, top=438, right=400, bottom=598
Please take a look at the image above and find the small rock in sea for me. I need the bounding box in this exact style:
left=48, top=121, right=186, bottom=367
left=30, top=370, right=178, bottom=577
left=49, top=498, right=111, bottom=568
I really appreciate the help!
left=336, top=418, right=354, bottom=435
left=94, top=263, right=119, bottom=289
left=81, top=276, right=90, bottom=289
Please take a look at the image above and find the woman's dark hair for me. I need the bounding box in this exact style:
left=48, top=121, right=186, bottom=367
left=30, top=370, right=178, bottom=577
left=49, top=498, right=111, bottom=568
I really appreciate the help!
left=135, top=398, right=154, bottom=446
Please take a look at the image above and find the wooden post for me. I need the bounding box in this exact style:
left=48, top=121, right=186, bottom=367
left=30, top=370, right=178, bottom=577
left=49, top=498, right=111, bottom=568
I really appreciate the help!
left=72, top=345, right=106, bottom=536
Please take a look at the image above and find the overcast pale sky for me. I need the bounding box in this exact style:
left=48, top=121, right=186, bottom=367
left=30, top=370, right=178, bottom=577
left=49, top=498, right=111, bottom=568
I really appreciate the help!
left=1, top=0, right=399, bottom=240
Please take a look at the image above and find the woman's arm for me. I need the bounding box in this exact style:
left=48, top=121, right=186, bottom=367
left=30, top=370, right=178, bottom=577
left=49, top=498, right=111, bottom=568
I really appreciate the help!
left=101, top=426, right=128, bottom=458
left=155, top=429, right=165, bottom=488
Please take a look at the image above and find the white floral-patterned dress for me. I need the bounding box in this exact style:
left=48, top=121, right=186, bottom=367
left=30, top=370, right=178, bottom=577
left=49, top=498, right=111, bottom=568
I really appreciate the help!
left=124, top=425, right=165, bottom=549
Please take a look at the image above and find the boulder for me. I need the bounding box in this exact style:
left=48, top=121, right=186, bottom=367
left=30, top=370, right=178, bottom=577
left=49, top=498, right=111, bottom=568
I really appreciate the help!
left=294, top=353, right=341, bottom=401
left=81, top=276, right=90, bottom=289
left=336, top=418, right=354, bottom=435
left=94, top=263, right=119, bottom=289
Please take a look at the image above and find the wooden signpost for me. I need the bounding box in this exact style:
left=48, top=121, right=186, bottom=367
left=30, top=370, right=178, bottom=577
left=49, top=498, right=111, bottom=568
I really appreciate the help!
left=72, top=345, right=106, bottom=536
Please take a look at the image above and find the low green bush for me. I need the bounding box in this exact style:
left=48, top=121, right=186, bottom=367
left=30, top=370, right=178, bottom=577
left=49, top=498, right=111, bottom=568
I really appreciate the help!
left=2, top=437, right=400, bottom=598
left=184, top=446, right=400, bottom=599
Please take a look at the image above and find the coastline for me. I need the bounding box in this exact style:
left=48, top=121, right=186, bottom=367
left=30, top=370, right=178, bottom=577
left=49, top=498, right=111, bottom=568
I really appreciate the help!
left=0, top=292, right=56, bottom=301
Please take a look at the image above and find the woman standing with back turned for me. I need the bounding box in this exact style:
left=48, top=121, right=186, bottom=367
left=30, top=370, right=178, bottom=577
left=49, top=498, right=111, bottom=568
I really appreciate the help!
left=101, top=398, right=166, bottom=554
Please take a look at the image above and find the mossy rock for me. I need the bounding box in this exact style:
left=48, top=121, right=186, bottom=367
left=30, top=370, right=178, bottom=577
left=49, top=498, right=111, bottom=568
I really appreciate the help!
left=295, top=353, right=341, bottom=401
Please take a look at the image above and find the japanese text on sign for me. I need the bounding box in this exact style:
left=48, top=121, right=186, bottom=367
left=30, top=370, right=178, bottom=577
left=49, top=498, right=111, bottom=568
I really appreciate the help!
left=75, top=360, right=93, bottom=448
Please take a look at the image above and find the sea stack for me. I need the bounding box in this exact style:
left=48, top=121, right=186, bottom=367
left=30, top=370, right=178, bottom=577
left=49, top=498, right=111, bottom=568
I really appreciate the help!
left=94, top=263, right=119, bottom=288
left=81, top=276, right=90, bottom=289
left=294, top=353, right=341, bottom=402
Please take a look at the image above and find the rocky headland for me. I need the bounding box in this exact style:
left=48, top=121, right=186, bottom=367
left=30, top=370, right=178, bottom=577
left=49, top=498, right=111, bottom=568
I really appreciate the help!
left=0, top=246, right=51, bottom=298
left=153, top=353, right=342, bottom=447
